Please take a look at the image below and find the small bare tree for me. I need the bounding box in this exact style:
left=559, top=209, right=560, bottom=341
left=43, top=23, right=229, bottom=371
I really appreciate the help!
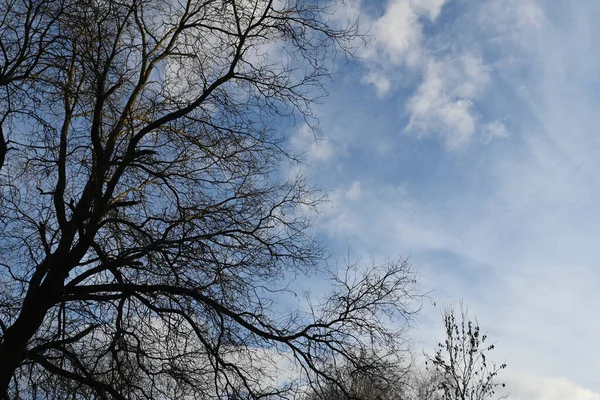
left=0, top=0, right=421, bottom=398
left=426, top=306, right=507, bottom=400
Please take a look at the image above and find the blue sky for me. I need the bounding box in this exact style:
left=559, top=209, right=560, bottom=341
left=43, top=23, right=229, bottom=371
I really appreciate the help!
left=289, top=0, right=600, bottom=398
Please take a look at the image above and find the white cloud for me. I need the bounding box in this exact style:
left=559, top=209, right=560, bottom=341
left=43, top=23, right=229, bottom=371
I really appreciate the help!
left=361, top=0, right=504, bottom=148
left=365, top=0, right=448, bottom=69
left=372, top=0, right=424, bottom=66
left=289, top=124, right=334, bottom=164
left=357, top=0, right=449, bottom=87
left=505, top=373, right=600, bottom=400
left=363, top=71, right=392, bottom=97
left=406, top=55, right=490, bottom=149
left=410, top=0, right=447, bottom=21
left=482, top=120, right=510, bottom=141
left=345, top=181, right=362, bottom=199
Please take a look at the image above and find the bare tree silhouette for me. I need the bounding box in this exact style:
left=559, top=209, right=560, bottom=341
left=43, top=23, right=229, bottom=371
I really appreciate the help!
left=0, top=0, right=420, bottom=398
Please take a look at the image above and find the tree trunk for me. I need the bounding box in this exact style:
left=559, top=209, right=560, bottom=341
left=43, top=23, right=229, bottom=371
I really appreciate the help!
left=0, top=265, right=63, bottom=397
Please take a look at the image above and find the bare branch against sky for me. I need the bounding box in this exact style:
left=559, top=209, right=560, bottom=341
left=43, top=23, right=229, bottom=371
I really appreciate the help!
left=0, top=0, right=420, bottom=398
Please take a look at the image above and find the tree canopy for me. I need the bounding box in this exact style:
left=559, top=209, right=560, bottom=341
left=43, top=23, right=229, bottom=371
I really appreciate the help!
left=0, top=0, right=420, bottom=398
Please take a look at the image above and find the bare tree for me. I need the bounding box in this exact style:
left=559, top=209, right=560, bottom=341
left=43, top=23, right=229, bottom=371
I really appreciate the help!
left=0, top=0, right=420, bottom=398
left=405, top=367, right=443, bottom=400
left=426, top=306, right=507, bottom=400
left=0, top=0, right=65, bottom=172
left=304, top=350, right=411, bottom=400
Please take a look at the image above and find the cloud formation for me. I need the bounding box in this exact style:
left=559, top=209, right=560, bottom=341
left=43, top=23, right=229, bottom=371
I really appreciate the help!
left=406, top=54, right=491, bottom=148
left=361, top=0, right=512, bottom=148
